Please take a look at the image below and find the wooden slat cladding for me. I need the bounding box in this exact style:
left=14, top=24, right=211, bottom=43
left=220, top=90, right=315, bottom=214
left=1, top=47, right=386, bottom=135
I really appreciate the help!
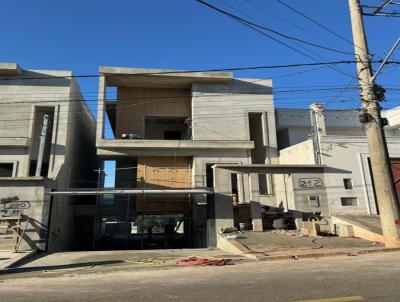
left=116, top=87, right=191, bottom=138
left=137, top=156, right=192, bottom=189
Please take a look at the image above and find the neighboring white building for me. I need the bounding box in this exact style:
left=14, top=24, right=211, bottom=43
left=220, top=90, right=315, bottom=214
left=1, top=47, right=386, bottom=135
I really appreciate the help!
left=274, top=104, right=400, bottom=222
left=0, top=63, right=97, bottom=252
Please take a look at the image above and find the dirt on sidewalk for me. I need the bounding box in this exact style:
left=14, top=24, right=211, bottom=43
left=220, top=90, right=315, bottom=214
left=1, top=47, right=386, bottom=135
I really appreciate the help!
left=233, top=230, right=386, bottom=259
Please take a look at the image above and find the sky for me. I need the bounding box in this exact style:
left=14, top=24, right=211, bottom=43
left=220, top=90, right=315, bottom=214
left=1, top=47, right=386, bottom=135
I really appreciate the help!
left=1, top=0, right=399, bottom=187
left=1, top=0, right=399, bottom=115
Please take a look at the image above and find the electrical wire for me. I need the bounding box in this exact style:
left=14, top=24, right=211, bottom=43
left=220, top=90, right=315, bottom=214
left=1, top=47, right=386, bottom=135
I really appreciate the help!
left=194, top=0, right=370, bottom=82
left=274, top=0, right=370, bottom=55
left=243, top=0, right=353, bottom=54
left=196, top=0, right=354, bottom=56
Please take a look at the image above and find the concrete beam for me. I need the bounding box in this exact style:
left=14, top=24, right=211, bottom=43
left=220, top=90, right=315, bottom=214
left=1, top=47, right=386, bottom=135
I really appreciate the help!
left=0, top=63, right=22, bottom=76
left=0, top=137, right=31, bottom=148
left=96, top=139, right=254, bottom=154
left=48, top=188, right=213, bottom=196
left=213, top=164, right=327, bottom=174
left=99, top=66, right=233, bottom=88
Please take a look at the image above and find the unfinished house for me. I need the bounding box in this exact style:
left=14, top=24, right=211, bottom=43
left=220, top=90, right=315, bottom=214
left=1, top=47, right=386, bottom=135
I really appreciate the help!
left=94, top=66, right=277, bottom=249
left=0, top=63, right=97, bottom=252
left=274, top=103, right=400, bottom=236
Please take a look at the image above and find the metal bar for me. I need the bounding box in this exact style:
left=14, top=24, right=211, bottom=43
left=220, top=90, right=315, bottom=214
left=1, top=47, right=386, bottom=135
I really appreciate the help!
left=371, top=37, right=400, bottom=83
left=35, top=114, right=49, bottom=176
left=15, top=217, right=29, bottom=252
left=48, top=189, right=213, bottom=196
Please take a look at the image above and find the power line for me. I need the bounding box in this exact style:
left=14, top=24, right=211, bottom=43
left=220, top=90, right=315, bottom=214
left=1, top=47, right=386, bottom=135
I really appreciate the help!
left=275, top=0, right=369, bottom=55
left=194, top=0, right=366, bottom=81
left=243, top=0, right=353, bottom=54
left=0, top=60, right=398, bottom=82
left=196, top=0, right=354, bottom=55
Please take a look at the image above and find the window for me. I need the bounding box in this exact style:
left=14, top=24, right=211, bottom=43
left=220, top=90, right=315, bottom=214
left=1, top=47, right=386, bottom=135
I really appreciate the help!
left=341, top=197, right=358, bottom=206
left=343, top=178, right=353, bottom=189
left=258, top=174, right=270, bottom=195
left=308, top=195, right=320, bottom=207
left=0, top=163, right=14, bottom=177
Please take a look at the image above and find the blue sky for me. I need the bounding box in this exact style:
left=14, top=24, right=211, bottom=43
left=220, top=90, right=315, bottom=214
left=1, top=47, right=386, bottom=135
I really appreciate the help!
left=1, top=0, right=399, bottom=187
left=1, top=0, right=399, bottom=115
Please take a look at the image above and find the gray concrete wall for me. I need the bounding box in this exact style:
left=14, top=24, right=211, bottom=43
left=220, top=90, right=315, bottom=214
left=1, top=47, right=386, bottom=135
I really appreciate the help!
left=0, top=67, right=98, bottom=252
left=0, top=179, right=52, bottom=251
left=47, top=79, right=99, bottom=252
left=192, top=79, right=275, bottom=142
left=0, top=69, right=71, bottom=178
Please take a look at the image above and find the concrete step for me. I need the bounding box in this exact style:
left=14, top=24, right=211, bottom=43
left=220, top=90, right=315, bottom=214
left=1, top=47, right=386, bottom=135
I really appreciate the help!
left=332, top=214, right=384, bottom=243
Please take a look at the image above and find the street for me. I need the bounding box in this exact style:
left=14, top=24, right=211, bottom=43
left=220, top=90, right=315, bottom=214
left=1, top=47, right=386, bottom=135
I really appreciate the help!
left=0, top=251, right=400, bottom=302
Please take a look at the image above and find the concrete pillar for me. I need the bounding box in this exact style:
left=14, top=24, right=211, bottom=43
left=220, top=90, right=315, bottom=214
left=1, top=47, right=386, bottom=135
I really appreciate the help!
left=208, top=167, right=234, bottom=246
left=237, top=174, right=245, bottom=203
left=250, top=201, right=263, bottom=232
left=96, top=76, right=106, bottom=140
left=249, top=174, right=263, bottom=231
left=309, top=103, right=326, bottom=136
left=242, top=174, right=251, bottom=203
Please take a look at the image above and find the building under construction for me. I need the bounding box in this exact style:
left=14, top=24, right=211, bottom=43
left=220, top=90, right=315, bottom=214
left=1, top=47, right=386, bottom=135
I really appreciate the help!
left=85, top=66, right=278, bottom=249
left=3, top=64, right=400, bottom=253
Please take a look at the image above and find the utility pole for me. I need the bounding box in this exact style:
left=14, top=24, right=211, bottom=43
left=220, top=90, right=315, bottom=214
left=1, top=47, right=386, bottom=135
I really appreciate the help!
left=349, top=0, right=400, bottom=248
left=35, top=114, right=49, bottom=177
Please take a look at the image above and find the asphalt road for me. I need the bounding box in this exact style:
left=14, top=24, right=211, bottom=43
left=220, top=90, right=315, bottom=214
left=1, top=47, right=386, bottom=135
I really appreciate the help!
left=1, top=251, right=400, bottom=302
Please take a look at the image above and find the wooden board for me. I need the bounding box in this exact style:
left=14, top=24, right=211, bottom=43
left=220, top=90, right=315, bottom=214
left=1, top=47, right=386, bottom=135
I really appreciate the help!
left=137, top=156, right=191, bottom=189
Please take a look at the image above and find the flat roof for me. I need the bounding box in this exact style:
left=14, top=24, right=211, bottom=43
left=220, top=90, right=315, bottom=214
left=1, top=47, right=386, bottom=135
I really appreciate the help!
left=0, top=63, right=22, bottom=76
left=99, top=66, right=233, bottom=88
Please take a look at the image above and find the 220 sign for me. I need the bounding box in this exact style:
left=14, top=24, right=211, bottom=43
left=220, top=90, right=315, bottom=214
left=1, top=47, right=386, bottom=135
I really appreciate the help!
left=299, top=178, right=323, bottom=188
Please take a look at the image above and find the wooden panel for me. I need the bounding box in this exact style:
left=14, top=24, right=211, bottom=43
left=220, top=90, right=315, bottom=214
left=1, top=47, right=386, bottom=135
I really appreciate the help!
left=137, top=156, right=191, bottom=189
left=116, top=87, right=191, bottom=138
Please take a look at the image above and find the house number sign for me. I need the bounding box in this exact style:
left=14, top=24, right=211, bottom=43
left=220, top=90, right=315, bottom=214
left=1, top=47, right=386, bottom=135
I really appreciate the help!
left=299, top=178, right=323, bottom=188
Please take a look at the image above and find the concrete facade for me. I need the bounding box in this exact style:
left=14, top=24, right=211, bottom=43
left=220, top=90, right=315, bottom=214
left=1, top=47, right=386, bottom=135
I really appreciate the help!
left=95, top=67, right=277, bottom=248
left=0, top=63, right=97, bottom=252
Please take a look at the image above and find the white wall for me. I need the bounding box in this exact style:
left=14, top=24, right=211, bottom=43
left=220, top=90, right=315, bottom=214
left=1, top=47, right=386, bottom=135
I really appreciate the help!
left=275, top=140, right=328, bottom=215
left=320, top=136, right=400, bottom=215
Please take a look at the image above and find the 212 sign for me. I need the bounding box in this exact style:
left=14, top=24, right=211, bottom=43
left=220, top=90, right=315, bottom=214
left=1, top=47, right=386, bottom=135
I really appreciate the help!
left=299, top=178, right=323, bottom=188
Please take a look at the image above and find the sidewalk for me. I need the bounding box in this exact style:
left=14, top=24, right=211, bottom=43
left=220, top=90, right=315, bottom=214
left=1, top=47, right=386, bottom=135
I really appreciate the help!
left=0, top=250, right=35, bottom=270
left=227, top=230, right=396, bottom=260
left=0, top=248, right=247, bottom=279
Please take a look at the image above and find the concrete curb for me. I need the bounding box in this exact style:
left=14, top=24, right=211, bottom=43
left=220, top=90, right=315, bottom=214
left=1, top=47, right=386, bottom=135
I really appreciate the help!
left=247, top=247, right=400, bottom=262
left=0, top=249, right=37, bottom=270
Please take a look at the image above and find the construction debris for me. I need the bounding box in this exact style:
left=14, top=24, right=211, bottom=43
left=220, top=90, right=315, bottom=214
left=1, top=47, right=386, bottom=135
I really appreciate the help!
left=176, top=256, right=235, bottom=266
